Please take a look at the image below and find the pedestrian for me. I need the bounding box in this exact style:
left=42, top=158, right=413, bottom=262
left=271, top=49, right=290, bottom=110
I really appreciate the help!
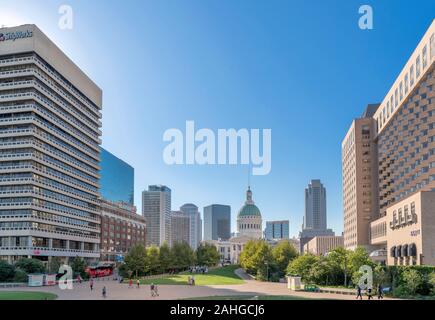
left=356, top=285, right=362, bottom=300
left=129, top=278, right=133, bottom=288
left=102, top=286, right=107, bottom=298
left=187, top=276, right=191, bottom=285
left=90, top=278, right=94, bottom=291
left=154, top=284, right=159, bottom=297
left=136, top=279, right=140, bottom=289
left=367, top=287, right=373, bottom=300
left=377, top=284, right=384, bottom=299
left=192, top=276, right=195, bottom=286
left=150, top=283, right=155, bottom=297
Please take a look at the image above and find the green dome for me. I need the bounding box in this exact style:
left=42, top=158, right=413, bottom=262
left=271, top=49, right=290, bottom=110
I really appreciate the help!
left=238, top=203, right=261, bottom=217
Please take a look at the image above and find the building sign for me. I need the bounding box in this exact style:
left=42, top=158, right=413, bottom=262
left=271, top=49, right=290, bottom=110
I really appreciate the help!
left=410, top=229, right=420, bottom=237
left=0, top=30, right=33, bottom=42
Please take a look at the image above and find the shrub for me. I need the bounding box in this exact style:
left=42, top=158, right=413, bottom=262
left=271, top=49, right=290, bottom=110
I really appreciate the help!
left=13, top=269, right=28, bottom=283
left=14, top=258, right=45, bottom=274
left=0, top=261, right=15, bottom=282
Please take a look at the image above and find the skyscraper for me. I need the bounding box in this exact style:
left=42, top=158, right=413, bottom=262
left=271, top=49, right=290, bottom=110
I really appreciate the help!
left=203, top=204, right=231, bottom=241
left=180, top=203, right=202, bottom=249
left=299, top=180, right=334, bottom=252
left=170, top=211, right=190, bottom=246
left=342, top=105, right=380, bottom=250
left=142, top=185, right=171, bottom=246
left=0, top=25, right=102, bottom=264
left=265, top=220, right=289, bottom=240
left=100, top=148, right=134, bottom=205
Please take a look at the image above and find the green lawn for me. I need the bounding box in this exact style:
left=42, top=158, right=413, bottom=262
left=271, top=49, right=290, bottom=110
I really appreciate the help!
left=0, top=291, right=57, bottom=300
left=134, top=265, right=245, bottom=286
left=184, top=295, right=316, bottom=300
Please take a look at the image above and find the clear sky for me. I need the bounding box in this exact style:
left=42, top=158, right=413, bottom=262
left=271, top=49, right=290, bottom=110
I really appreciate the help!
left=1, top=0, right=434, bottom=237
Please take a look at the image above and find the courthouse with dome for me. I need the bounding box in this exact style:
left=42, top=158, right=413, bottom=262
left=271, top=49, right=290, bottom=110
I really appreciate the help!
left=204, top=187, right=263, bottom=264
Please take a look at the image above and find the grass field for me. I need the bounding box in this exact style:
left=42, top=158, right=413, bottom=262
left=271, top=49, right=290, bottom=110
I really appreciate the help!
left=0, top=291, right=57, bottom=300
left=135, top=265, right=245, bottom=286
left=184, top=295, right=316, bottom=300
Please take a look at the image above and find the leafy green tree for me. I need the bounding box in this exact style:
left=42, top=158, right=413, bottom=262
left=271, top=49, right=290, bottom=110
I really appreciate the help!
left=172, top=242, right=195, bottom=270
left=196, top=243, right=220, bottom=267
left=70, top=256, right=87, bottom=278
left=124, top=244, right=148, bottom=278
left=373, top=265, right=389, bottom=287
left=286, top=254, right=319, bottom=283
left=272, top=240, right=298, bottom=276
left=429, top=272, right=435, bottom=296
left=159, top=242, right=173, bottom=273
left=49, top=257, right=62, bottom=274
left=147, top=246, right=160, bottom=275
left=13, top=269, right=28, bottom=283
left=0, top=260, right=15, bottom=282
left=401, top=268, right=424, bottom=296
left=15, top=258, right=45, bottom=274
left=348, top=247, right=375, bottom=275
left=240, top=240, right=259, bottom=275
left=240, top=240, right=273, bottom=280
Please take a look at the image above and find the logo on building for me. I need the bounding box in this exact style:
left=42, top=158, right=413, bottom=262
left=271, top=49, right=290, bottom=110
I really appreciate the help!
left=0, top=30, right=33, bottom=42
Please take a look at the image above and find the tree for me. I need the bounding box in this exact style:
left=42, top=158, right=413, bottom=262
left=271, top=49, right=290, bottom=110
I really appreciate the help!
left=147, top=246, right=160, bottom=275
left=124, top=244, right=148, bottom=278
left=70, top=256, right=87, bottom=278
left=429, top=272, right=435, bottom=296
left=286, top=254, right=319, bottom=283
left=0, top=260, right=15, bottom=282
left=196, top=243, right=220, bottom=267
left=240, top=240, right=273, bottom=280
left=159, top=242, right=173, bottom=273
left=401, top=268, right=424, bottom=296
left=272, top=240, right=298, bottom=276
left=49, top=257, right=62, bottom=274
left=326, top=247, right=349, bottom=286
left=172, top=242, right=195, bottom=270
left=15, top=258, right=45, bottom=274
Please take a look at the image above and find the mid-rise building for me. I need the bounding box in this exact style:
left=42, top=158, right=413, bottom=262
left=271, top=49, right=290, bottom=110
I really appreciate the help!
left=299, top=180, right=334, bottom=252
left=265, top=220, right=289, bottom=240
left=100, top=199, right=146, bottom=262
left=342, top=105, right=380, bottom=250
left=203, top=204, right=231, bottom=241
left=100, top=147, right=134, bottom=206
left=180, top=203, right=202, bottom=249
left=303, top=235, right=344, bottom=256
left=170, top=210, right=190, bottom=246
left=0, top=25, right=102, bottom=264
left=142, top=185, right=171, bottom=247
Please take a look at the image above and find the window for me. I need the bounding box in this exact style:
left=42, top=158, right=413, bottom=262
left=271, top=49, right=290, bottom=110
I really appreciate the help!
left=416, top=55, right=421, bottom=78
left=404, top=74, right=409, bottom=94
left=422, top=45, right=428, bottom=69
left=410, top=64, right=415, bottom=86
left=399, top=81, right=403, bottom=100
left=394, top=88, right=398, bottom=107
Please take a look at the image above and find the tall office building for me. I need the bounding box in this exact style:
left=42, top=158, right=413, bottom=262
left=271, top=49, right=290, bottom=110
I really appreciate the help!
left=299, top=180, right=334, bottom=252
left=343, top=20, right=435, bottom=265
left=0, top=25, right=102, bottom=264
left=170, top=211, right=190, bottom=246
left=265, top=220, right=289, bottom=241
left=100, top=147, right=134, bottom=206
left=203, top=204, right=231, bottom=241
left=342, top=105, right=380, bottom=250
left=180, top=203, right=202, bottom=249
left=142, top=185, right=171, bottom=247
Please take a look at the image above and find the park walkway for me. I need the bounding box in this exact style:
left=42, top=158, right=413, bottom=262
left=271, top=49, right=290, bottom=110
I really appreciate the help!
left=0, top=269, right=395, bottom=300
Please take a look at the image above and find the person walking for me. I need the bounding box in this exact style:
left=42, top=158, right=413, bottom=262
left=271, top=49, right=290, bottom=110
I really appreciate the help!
left=150, top=283, right=155, bottom=297
left=367, top=287, right=373, bottom=300
left=102, top=286, right=107, bottom=298
left=136, top=279, right=140, bottom=289
left=154, top=284, right=159, bottom=297
left=90, top=278, right=94, bottom=291
left=377, top=284, right=384, bottom=299
left=356, top=285, right=362, bottom=300
left=128, top=278, right=133, bottom=288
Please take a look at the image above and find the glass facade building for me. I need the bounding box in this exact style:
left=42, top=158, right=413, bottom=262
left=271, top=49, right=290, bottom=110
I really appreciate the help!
left=203, top=204, right=231, bottom=241
left=100, top=147, right=134, bottom=206
left=265, top=220, right=289, bottom=240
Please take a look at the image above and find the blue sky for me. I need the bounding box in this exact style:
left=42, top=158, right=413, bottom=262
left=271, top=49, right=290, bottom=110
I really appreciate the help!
left=1, top=0, right=434, bottom=237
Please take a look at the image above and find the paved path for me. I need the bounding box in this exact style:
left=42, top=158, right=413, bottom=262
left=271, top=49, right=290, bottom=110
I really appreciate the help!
left=0, top=270, right=394, bottom=300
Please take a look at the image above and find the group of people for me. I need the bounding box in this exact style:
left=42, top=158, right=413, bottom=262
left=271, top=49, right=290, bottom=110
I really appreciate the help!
left=128, top=278, right=141, bottom=289
left=356, top=284, right=384, bottom=300
left=189, top=266, right=208, bottom=274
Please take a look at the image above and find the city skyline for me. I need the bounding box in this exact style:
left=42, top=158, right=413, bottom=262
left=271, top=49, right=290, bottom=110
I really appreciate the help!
left=1, top=1, right=434, bottom=238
